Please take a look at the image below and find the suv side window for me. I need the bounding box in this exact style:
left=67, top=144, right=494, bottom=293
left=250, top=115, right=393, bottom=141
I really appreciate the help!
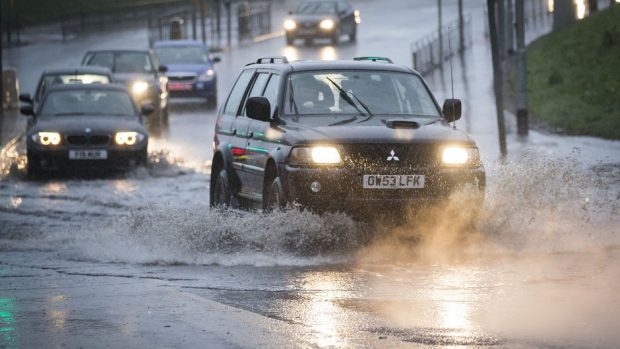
left=224, top=69, right=254, bottom=116
left=243, top=72, right=270, bottom=116
left=262, top=74, right=281, bottom=117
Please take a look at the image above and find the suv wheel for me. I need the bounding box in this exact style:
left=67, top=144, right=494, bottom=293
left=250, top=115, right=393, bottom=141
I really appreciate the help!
left=211, top=168, right=234, bottom=208
left=264, top=176, right=286, bottom=212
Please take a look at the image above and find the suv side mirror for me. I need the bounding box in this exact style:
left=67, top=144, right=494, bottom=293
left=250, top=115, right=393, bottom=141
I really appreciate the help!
left=442, top=98, right=462, bottom=122
left=158, top=65, right=168, bottom=73
left=20, top=105, right=35, bottom=116
left=212, top=56, right=221, bottom=63
left=246, top=97, right=271, bottom=122
left=140, top=104, right=155, bottom=115
left=19, top=93, right=33, bottom=104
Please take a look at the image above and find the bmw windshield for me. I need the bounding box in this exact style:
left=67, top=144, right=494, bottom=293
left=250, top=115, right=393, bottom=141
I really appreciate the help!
left=284, top=71, right=441, bottom=123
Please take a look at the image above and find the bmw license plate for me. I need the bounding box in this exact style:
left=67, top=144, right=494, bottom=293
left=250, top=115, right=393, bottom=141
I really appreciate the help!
left=69, top=149, right=108, bottom=160
left=363, top=175, right=425, bottom=189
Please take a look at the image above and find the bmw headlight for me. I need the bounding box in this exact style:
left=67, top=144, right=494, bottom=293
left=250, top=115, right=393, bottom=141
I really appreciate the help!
left=197, top=69, right=215, bottom=82
left=284, top=19, right=297, bottom=31
left=441, top=146, right=480, bottom=166
left=115, top=131, right=145, bottom=146
left=131, top=81, right=150, bottom=95
left=319, top=19, right=335, bottom=30
left=290, top=146, right=341, bottom=165
left=32, top=132, right=61, bottom=146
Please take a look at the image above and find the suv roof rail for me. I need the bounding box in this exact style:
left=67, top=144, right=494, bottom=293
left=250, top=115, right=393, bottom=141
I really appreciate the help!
left=252, top=56, right=289, bottom=65
left=353, top=56, right=394, bottom=63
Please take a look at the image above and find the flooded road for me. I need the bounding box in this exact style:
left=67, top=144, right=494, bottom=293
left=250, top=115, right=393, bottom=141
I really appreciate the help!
left=1, top=0, right=620, bottom=347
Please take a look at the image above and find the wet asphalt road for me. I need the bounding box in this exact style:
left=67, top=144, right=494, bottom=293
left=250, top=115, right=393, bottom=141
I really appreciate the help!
left=2, top=0, right=620, bottom=348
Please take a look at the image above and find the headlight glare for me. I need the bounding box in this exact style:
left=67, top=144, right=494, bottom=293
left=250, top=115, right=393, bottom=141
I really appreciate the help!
left=442, top=146, right=479, bottom=165
left=131, top=81, right=149, bottom=95
left=33, top=132, right=61, bottom=146
left=284, top=19, right=297, bottom=31
left=319, top=19, right=335, bottom=30
left=290, top=146, right=341, bottom=165
left=198, top=69, right=215, bottom=81
left=115, top=131, right=144, bottom=145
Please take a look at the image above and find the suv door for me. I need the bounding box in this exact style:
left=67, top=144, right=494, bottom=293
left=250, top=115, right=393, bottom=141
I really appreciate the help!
left=215, top=69, right=254, bottom=196
left=245, top=72, right=281, bottom=196
left=237, top=71, right=272, bottom=200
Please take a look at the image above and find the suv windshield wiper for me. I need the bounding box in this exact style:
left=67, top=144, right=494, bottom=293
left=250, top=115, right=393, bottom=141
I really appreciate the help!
left=329, top=115, right=358, bottom=126
left=325, top=77, right=370, bottom=117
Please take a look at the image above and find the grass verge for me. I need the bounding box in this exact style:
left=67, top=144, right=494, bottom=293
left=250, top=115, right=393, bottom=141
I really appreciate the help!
left=527, top=5, right=620, bottom=140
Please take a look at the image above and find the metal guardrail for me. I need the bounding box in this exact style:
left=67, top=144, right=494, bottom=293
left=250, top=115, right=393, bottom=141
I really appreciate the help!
left=147, top=1, right=271, bottom=49
left=410, top=14, right=472, bottom=75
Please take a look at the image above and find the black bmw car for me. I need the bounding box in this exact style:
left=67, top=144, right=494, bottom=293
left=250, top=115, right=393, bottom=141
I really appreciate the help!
left=210, top=56, right=485, bottom=217
left=21, top=84, right=151, bottom=176
left=283, top=0, right=360, bottom=45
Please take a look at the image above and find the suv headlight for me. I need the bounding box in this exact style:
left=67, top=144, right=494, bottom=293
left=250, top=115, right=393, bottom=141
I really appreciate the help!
left=319, top=19, right=335, bottom=30
left=32, top=132, right=61, bottom=146
left=115, top=131, right=145, bottom=145
left=290, top=146, right=342, bottom=165
left=197, top=69, right=215, bottom=82
left=441, top=146, right=480, bottom=166
left=284, top=19, right=297, bottom=31
left=131, top=81, right=150, bottom=95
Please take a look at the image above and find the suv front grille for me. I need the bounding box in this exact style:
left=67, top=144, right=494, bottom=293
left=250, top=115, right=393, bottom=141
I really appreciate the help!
left=341, top=143, right=439, bottom=171
left=66, top=134, right=111, bottom=146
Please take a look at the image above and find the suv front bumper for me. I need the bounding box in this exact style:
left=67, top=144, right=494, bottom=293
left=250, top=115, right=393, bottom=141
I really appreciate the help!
left=282, top=164, right=485, bottom=214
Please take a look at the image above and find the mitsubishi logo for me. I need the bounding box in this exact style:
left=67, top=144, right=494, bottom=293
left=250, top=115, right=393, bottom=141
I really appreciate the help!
left=387, top=150, right=399, bottom=161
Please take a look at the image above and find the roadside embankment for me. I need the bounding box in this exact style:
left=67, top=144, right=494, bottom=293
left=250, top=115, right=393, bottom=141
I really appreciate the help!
left=526, top=4, right=620, bottom=140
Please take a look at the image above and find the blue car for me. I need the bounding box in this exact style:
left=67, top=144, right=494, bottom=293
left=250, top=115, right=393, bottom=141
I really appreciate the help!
left=153, top=40, right=221, bottom=108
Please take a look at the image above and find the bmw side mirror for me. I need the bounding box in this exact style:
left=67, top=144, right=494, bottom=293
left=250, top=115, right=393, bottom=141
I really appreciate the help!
left=246, top=97, right=271, bottom=122
left=19, top=93, right=33, bottom=104
left=443, top=98, right=462, bottom=122
left=20, top=105, right=35, bottom=116
left=158, top=65, right=168, bottom=73
left=140, top=104, right=155, bottom=116
left=212, top=56, right=221, bottom=63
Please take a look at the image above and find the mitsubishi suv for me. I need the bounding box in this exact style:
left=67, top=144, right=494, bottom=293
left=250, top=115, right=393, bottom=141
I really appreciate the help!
left=210, top=56, right=485, bottom=217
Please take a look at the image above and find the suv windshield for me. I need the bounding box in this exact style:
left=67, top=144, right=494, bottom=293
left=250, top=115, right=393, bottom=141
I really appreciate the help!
left=155, top=46, right=209, bottom=65
left=296, top=1, right=337, bottom=14
left=40, top=90, right=135, bottom=116
left=284, top=71, right=440, bottom=120
left=84, top=52, right=153, bottom=73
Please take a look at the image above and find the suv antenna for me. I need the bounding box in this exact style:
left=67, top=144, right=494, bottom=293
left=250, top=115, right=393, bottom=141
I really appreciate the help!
left=447, top=26, right=456, bottom=130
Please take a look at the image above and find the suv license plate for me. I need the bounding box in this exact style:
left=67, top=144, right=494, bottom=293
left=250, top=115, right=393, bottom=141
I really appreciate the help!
left=363, top=175, right=425, bottom=189
left=69, top=149, right=108, bottom=160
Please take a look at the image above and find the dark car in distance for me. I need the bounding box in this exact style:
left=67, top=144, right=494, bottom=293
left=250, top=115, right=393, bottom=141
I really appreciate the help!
left=210, top=56, right=485, bottom=218
left=153, top=40, right=221, bottom=108
left=19, top=66, right=114, bottom=111
left=21, top=84, right=151, bottom=176
left=81, top=50, right=169, bottom=128
left=283, top=0, right=360, bottom=45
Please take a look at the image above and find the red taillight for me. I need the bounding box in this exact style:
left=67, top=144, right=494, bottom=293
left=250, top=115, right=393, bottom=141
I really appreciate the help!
left=231, top=147, right=245, bottom=156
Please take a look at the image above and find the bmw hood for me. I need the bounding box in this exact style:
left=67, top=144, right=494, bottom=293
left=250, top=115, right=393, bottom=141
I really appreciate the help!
left=30, top=115, right=146, bottom=135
